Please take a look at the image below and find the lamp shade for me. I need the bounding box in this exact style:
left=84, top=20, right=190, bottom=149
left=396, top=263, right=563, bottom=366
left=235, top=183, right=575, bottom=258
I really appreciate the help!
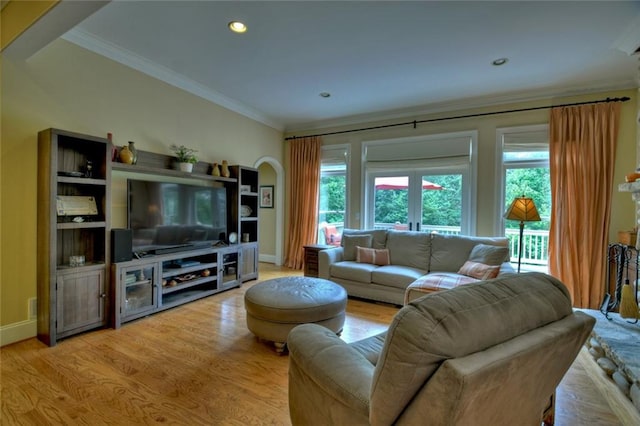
left=504, top=196, right=541, bottom=222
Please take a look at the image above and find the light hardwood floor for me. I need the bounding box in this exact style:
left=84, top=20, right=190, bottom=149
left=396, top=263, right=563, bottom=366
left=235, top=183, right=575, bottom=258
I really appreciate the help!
left=2, top=264, right=638, bottom=425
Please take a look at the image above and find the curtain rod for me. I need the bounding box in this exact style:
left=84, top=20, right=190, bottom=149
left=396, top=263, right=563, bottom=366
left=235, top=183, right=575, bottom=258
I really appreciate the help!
left=284, top=96, right=630, bottom=141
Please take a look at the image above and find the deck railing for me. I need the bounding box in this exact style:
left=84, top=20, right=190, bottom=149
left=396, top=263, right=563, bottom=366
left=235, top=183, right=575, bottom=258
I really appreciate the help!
left=320, top=221, right=549, bottom=267
left=504, top=228, right=549, bottom=266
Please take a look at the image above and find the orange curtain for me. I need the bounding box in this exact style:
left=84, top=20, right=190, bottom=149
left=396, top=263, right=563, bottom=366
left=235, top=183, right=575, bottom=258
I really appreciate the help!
left=548, top=103, right=621, bottom=308
left=284, top=136, right=321, bottom=269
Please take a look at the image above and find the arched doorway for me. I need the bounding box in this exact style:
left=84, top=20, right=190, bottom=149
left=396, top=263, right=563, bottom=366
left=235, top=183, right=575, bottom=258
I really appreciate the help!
left=254, top=156, right=284, bottom=266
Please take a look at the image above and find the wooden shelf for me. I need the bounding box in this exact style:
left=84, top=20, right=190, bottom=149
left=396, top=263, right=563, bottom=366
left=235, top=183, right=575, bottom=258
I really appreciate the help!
left=161, top=288, right=217, bottom=309
left=111, top=149, right=237, bottom=183
left=162, top=262, right=217, bottom=278
left=163, top=275, right=217, bottom=294
left=57, top=176, right=107, bottom=185
left=57, top=261, right=106, bottom=271
left=126, top=279, right=152, bottom=288
left=57, top=221, right=107, bottom=229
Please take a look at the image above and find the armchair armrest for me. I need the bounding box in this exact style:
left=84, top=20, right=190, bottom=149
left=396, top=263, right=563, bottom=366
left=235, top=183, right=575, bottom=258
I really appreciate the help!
left=318, top=247, right=344, bottom=279
left=288, top=324, right=373, bottom=424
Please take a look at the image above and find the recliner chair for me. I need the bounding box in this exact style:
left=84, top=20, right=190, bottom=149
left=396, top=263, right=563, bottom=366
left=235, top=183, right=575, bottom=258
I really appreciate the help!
left=288, top=272, right=594, bottom=425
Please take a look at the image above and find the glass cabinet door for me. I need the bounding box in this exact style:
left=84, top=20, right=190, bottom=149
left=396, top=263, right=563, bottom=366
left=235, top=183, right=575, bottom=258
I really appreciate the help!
left=221, top=251, right=238, bottom=287
left=121, top=265, right=157, bottom=317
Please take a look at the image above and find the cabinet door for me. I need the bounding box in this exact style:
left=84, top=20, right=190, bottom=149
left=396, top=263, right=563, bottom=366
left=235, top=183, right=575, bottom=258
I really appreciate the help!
left=241, top=243, right=258, bottom=282
left=121, top=264, right=157, bottom=319
left=57, top=268, right=106, bottom=334
left=220, top=249, right=239, bottom=289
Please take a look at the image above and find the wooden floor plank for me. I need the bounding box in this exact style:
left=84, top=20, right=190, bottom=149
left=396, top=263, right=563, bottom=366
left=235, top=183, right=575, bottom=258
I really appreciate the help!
left=1, top=264, right=635, bottom=425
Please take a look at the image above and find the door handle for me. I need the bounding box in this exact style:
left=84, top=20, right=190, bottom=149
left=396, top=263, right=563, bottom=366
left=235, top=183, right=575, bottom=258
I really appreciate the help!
left=409, top=222, right=412, bottom=231
left=416, top=222, right=421, bottom=232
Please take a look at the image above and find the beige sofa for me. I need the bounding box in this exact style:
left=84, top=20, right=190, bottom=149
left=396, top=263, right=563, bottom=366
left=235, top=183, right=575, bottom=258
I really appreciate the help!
left=318, top=229, right=514, bottom=305
left=288, top=272, right=595, bottom=425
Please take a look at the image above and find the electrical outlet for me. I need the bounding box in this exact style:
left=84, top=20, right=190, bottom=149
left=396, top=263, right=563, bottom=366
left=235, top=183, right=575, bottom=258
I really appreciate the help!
left=28, top=298, right=37, bottom=319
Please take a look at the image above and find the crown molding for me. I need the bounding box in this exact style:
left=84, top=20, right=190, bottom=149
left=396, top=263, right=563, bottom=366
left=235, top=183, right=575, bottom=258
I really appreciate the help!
left=62, top=28, right=284, bottom=132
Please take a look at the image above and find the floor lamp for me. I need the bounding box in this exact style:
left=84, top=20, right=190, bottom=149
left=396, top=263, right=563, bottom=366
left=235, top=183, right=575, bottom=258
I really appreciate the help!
left=504, top=195, right=541, bottom=273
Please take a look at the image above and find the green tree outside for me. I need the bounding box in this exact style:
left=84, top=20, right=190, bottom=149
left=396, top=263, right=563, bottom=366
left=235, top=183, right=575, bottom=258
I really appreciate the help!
left=319, top=169, right=550, bottom=239
left=319, top=175, right=346, bottom=224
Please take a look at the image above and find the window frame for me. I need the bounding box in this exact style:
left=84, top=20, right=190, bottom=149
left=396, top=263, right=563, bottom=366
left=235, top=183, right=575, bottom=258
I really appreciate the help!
left=362, top=131, right=477, bottom=234
left=318, top=144, right=351, bottom=242
left=494, top=124, right=549, bottom=236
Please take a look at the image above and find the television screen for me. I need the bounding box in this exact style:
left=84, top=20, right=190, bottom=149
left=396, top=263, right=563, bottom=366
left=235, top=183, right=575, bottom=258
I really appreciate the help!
left=127, top=179, right=227, bottom=253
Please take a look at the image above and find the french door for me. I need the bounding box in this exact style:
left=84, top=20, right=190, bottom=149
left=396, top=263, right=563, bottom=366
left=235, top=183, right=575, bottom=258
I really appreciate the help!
left=366, top=169, right=467, bottom=234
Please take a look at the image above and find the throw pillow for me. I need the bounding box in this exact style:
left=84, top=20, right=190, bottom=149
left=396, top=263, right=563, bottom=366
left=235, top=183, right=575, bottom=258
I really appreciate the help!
left=458, top=260, right=501, bottom=280
left=356, top=247, right=391, bottom=266
left=468, top=244, right=509, bottom=265
left=343, top=234, right=373, bottom=261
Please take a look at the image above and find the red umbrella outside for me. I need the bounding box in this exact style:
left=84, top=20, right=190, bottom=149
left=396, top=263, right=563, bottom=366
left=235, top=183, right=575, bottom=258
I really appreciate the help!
left=374, top=176, right=443, bottom=190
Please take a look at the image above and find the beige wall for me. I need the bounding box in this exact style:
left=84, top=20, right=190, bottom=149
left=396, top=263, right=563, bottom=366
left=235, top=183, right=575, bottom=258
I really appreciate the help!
left=0, top=39, right=283, bottom=338
left=287, top=89, right=637, bottom=239
left=258, top=164, right=277, bottom=259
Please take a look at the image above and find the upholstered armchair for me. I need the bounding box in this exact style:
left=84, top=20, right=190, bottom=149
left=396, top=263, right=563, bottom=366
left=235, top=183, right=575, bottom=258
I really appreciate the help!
left=288, top=273, right=594, bottom=425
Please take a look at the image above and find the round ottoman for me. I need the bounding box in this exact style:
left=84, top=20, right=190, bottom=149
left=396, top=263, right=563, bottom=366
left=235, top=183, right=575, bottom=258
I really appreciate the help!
left=244, top=276, right=347, bottom=353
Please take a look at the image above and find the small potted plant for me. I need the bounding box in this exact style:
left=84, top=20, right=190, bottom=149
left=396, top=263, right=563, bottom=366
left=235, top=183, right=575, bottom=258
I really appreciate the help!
left=170, top=144, right=198, bottom=172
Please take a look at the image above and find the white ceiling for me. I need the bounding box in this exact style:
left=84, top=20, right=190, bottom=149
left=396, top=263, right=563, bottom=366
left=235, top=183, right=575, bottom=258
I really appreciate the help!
left=10, top=1, right=640, bottom=131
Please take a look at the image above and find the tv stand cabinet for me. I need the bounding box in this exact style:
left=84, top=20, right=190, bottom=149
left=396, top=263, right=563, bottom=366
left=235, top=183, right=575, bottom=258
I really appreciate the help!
left=37, top=133, right=261, bottom=334
left=113, top=246, right=240, bottom=327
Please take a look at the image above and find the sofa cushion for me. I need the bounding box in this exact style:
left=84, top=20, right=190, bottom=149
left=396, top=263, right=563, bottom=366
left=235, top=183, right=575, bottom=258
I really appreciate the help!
left=385, top=230, right=431, bottom=270
left=356, top=247, right=391, bottom=266
left=371, top=265, right=426, bottom=290
left=342, top=229, right=388, bottom=249
left=458, top=260, right=501, bottom=280
left=430, top=234, right=508, bottom=272
left=370, top=272, right=574, bottom=425
left=468, top=243, right=510, bottom=265
left=343, top=234, right=373, bottom=261
left=331, top=261, right=377, bottom=283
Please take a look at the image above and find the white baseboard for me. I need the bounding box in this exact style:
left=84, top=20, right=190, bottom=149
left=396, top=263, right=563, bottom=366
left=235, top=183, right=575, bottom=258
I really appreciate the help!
left=259, top=254, right=276, bottom=264
left=1, top=319, right=36, bottom=347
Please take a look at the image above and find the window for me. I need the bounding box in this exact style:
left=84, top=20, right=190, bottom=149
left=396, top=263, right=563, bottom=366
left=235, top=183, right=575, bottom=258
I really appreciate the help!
left=317, top=145, right=349, bottom=245
left=363, top=132, right=476, bottom=234
left=497, top=125, right=550, bottom=271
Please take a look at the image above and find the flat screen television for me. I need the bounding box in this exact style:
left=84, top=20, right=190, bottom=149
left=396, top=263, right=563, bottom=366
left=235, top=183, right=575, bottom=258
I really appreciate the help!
left=127, top=179, right=227, bottom=254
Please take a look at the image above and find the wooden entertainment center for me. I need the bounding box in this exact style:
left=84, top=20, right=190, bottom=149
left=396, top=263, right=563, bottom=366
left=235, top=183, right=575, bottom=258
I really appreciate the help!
left=37, top=128, right=259, bottom=345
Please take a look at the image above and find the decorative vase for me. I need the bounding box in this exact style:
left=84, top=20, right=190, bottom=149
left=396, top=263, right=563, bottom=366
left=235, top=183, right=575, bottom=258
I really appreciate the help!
left=221, top=160, right=230, bottom=177
left=128, top=141, right=138, bottom=164
left=119, top=145, right=134, bottom=164
left=211, top=162, right=220, bottom=176
left=178, top=162, right=193, bottom=173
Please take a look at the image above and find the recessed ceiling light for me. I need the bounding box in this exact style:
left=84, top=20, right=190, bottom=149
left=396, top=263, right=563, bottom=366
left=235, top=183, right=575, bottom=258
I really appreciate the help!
left=319, top=92, right=331, bottom=98
left=492, top=58, right=508, bottom=66
left=228, top=21, right=247, bottom=33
